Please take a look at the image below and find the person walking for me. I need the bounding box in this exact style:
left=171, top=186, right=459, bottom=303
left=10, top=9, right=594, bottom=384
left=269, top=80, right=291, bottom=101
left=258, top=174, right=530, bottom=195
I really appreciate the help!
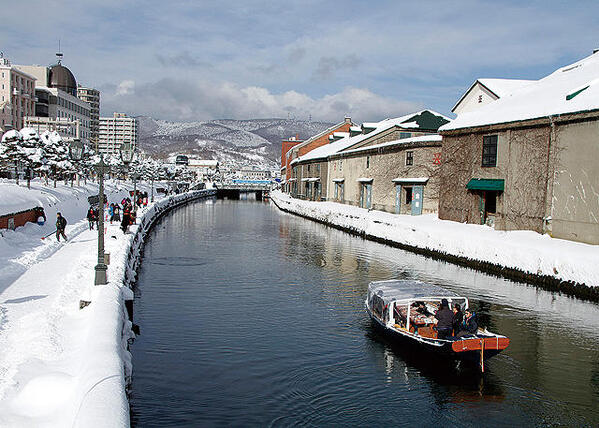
left=86, top=207, right=96, bottom=230
left=113, top=203, right=121, bottom=222
left=108, top=203, right=115, bottom=224
left=56, top=212, right=68, bottom=242
left=121, top=203, right=131, bottom=233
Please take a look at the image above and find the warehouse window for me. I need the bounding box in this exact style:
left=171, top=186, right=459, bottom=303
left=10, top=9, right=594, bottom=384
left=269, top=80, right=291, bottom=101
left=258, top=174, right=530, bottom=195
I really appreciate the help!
left=482, top=135, right=498, bottom=167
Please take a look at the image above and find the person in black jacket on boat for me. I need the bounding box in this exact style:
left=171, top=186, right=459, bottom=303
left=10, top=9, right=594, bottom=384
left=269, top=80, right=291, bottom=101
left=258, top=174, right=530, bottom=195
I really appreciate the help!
left=452, top=303, right=463, bottom=336
left=434, top=298, right=453, bottom=340
left=457, top=309, right=478, bottom=337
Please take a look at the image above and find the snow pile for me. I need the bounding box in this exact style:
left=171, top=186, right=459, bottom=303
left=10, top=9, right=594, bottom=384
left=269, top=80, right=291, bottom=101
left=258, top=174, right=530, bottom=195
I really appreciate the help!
left=270, top=191, right=599, bottom=288
left=0, top=187, right=215, bottom=427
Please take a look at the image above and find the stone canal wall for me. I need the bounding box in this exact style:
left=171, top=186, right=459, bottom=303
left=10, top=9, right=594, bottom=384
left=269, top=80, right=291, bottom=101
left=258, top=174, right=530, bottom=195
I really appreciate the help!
left=270, top=191, right=599, bottom=302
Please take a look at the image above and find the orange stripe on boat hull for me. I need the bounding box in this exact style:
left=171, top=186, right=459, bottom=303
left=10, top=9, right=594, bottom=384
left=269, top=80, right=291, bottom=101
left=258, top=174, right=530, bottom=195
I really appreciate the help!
left=452, top=337, right=510, bottom=352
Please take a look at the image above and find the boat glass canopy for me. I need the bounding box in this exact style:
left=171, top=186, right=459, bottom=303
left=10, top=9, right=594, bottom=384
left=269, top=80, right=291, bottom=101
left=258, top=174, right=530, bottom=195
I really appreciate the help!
left=368, top=280, right=460, bottom=305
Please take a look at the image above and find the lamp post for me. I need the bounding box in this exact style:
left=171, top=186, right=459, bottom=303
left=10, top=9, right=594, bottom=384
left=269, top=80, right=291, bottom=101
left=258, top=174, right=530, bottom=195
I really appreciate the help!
left=94, top=154, right=108, bottom=285
left=119, top=142, right=137, bottom=212
left=69, top=139, right=83, bottom=187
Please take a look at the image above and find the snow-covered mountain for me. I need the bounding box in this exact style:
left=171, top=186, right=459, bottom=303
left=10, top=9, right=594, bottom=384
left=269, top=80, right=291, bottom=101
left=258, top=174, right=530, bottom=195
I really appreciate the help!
left=137, top=117, right=333, bottom=170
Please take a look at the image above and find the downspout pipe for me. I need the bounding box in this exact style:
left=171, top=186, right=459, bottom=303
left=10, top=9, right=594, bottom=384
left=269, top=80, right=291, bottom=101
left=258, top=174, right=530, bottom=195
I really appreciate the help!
left=542, top=116, right=556, bottom=234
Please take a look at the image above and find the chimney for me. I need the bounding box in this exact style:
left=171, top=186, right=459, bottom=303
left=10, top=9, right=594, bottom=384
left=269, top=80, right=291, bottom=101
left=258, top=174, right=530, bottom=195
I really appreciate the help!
left=344, top=116, right=352, bottom=124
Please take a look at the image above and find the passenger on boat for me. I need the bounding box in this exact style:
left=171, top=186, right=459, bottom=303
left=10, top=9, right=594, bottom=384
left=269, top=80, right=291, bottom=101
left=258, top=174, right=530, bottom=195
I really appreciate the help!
left=456, top=309, right=478, bottom=338
left=394, top=304, right=407, bottom=328
left=434, top=298, right=453, bottom=339
left=452, top=304, right=463, bottom=336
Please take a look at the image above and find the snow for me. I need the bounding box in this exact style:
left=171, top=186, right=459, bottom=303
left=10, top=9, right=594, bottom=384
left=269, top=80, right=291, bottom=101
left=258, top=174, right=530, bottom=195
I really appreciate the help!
left=0, top=182, right=214, bottom=427
left=442, top=52, right=599, bottom=131
left=477, top=78, right=536, bottom=97
left=296, top=111, right=447, bottom=163
left=392, top=177, right=429, bottom=183
left=270, top=191, right=599, bottom=287
left=0, top=178, right=150, bottom=290
left=339, top=134, right=442, bottom=156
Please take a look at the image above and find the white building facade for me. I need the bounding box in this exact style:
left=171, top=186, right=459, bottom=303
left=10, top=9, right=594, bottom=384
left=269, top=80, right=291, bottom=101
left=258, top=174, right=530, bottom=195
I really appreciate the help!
left=0, top=56, right=36, bottom=132
left=98, top=112, right=138, bottom=154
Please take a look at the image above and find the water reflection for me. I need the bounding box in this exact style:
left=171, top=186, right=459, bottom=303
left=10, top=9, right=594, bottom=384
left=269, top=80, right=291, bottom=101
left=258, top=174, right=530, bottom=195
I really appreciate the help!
left=131, top=199, right=599, bottom=427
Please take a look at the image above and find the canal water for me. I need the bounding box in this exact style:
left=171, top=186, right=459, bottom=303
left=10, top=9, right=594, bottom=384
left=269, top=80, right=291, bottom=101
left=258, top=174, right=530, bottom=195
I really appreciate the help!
left=130, top=198, right=599, bottom=427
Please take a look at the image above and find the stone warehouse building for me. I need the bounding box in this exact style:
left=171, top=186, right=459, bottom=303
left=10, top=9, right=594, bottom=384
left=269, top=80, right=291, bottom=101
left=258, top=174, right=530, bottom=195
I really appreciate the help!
left=289, top=110, right=450, bottom=215
left=328, top=135, right=443, bottom=214
left=439, top=51, right=599, bottom=244
left=281, top=117, right=353, bottom=189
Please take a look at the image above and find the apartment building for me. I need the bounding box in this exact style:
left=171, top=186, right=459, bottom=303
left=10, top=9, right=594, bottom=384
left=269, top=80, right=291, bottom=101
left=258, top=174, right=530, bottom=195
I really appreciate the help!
left=98, top=112, right=138, bottom=154
left=0, top=56, right=36, bottom=131
left=77, top=85, right=100, bottom=147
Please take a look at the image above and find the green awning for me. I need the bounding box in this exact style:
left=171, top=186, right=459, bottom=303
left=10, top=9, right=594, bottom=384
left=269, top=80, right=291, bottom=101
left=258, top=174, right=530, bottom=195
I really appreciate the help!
left=466, top=178, right=504, bottom=191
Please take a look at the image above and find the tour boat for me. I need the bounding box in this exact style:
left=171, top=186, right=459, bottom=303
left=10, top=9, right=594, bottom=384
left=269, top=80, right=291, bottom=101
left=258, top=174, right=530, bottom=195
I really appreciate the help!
left=365, top=280, right=509, bottom=371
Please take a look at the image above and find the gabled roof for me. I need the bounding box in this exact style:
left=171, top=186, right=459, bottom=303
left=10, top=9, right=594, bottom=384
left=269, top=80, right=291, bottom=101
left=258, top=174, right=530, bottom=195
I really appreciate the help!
left=451, top=78, right=536, bottom=112
left=296, top=110, right=450, bottom=163
left=285, top=118, right=353, bottom=159
left=335, top=134, right=441, bottom=157
left=442, top=52, right=599, bottom=132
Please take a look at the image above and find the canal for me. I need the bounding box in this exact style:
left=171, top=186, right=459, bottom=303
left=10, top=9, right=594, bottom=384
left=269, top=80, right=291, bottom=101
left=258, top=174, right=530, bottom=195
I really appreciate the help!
left=130, top=198, right=599, bottom=426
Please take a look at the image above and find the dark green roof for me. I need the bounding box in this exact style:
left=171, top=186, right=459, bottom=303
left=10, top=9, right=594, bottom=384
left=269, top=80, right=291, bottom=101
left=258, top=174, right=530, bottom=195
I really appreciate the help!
left=401, top=110, right=450, bottom=131
left=466, top=178, right=505, bottom=191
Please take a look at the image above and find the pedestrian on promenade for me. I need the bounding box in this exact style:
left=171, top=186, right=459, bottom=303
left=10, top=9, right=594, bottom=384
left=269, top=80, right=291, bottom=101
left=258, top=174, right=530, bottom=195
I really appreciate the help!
left=56, top=212, right=68, bottom=242
left=113, top=203, right=121, bottom=222
left=86, top=207, right=96, bottom=230
left=108, top=203, right=115, bottom=224
left=121, top=204, right=131, bottom=233
left=93, top=207, right=100, bottom=230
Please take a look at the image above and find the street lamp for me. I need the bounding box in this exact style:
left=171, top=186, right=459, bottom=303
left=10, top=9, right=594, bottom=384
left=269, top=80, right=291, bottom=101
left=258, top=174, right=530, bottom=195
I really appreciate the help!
left=94, top=154, right=108, bottom=285
left=69, top=139, right=83, bottom=186
left=119, top=142, right=137, bottom=211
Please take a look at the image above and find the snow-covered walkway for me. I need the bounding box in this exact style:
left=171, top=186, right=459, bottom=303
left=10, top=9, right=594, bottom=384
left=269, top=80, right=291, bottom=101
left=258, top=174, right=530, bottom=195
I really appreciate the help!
left=0, top=184, right=214, bottom=427
left=270, top=191, right=599, bottom=294
left=0, top=220, right=132, bottom=427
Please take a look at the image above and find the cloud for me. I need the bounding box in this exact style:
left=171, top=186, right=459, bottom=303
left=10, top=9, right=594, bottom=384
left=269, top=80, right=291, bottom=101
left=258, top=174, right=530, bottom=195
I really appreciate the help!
left=101, top=78, right=421, bottom=123
left=312, top=55, right=362, bottom=81
left=115, top=80, right=135, bottom=96
left=155, top=51, right=211, bottom=68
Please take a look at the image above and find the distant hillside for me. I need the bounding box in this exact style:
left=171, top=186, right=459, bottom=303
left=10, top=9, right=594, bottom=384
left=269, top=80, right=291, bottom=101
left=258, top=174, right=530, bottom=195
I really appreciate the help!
left=136, top=117, right=333, bottom=170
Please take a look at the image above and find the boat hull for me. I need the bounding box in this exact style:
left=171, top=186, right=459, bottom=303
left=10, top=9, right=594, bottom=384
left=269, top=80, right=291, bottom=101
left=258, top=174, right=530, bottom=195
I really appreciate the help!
left=366, top=307, right=507, bottom=365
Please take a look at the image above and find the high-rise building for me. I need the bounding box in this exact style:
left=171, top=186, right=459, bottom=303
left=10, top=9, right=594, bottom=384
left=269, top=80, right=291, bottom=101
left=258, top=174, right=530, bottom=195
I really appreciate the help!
left=77, top=85, right=100, bottom=148
left=98, top=112, right=138, bottom=154
left=0, top=55, right=36, bottom=132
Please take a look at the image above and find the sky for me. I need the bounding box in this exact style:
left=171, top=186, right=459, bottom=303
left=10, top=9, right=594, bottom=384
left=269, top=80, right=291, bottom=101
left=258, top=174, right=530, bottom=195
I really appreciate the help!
left=2, top=0, right=597, bottom=123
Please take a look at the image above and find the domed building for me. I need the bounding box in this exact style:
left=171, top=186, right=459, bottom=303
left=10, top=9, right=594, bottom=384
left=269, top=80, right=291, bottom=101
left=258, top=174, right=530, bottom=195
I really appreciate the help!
left=48, top=63, right=77, bottom=97
left=14, top=55, right=92, bottom=143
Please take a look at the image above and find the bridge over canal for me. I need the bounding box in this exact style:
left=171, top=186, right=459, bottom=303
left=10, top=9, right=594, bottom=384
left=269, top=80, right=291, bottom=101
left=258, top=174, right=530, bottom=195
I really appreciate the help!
left=215, top=179, right=272, bottom=199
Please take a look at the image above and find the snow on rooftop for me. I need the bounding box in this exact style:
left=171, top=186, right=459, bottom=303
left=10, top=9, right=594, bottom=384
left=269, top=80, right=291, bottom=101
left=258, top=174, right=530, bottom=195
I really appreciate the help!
left=442, top=52, right=599, bottom=131
left=296, top=111, right=448, bottom=164
left=477, top=78, right=536, bottom=98
left=338, top=134, right=442, bottom=156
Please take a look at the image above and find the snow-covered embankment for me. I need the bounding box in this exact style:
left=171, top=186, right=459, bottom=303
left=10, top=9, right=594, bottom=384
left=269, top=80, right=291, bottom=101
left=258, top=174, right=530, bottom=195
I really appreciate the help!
left=74, top=189, right=215, bottom=426
left=270, top=191, right=599, bottom=300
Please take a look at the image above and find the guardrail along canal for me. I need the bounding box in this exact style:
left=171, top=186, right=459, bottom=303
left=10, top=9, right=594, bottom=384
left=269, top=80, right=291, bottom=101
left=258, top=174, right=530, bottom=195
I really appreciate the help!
left=130, top=198, right=599, bottom=426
